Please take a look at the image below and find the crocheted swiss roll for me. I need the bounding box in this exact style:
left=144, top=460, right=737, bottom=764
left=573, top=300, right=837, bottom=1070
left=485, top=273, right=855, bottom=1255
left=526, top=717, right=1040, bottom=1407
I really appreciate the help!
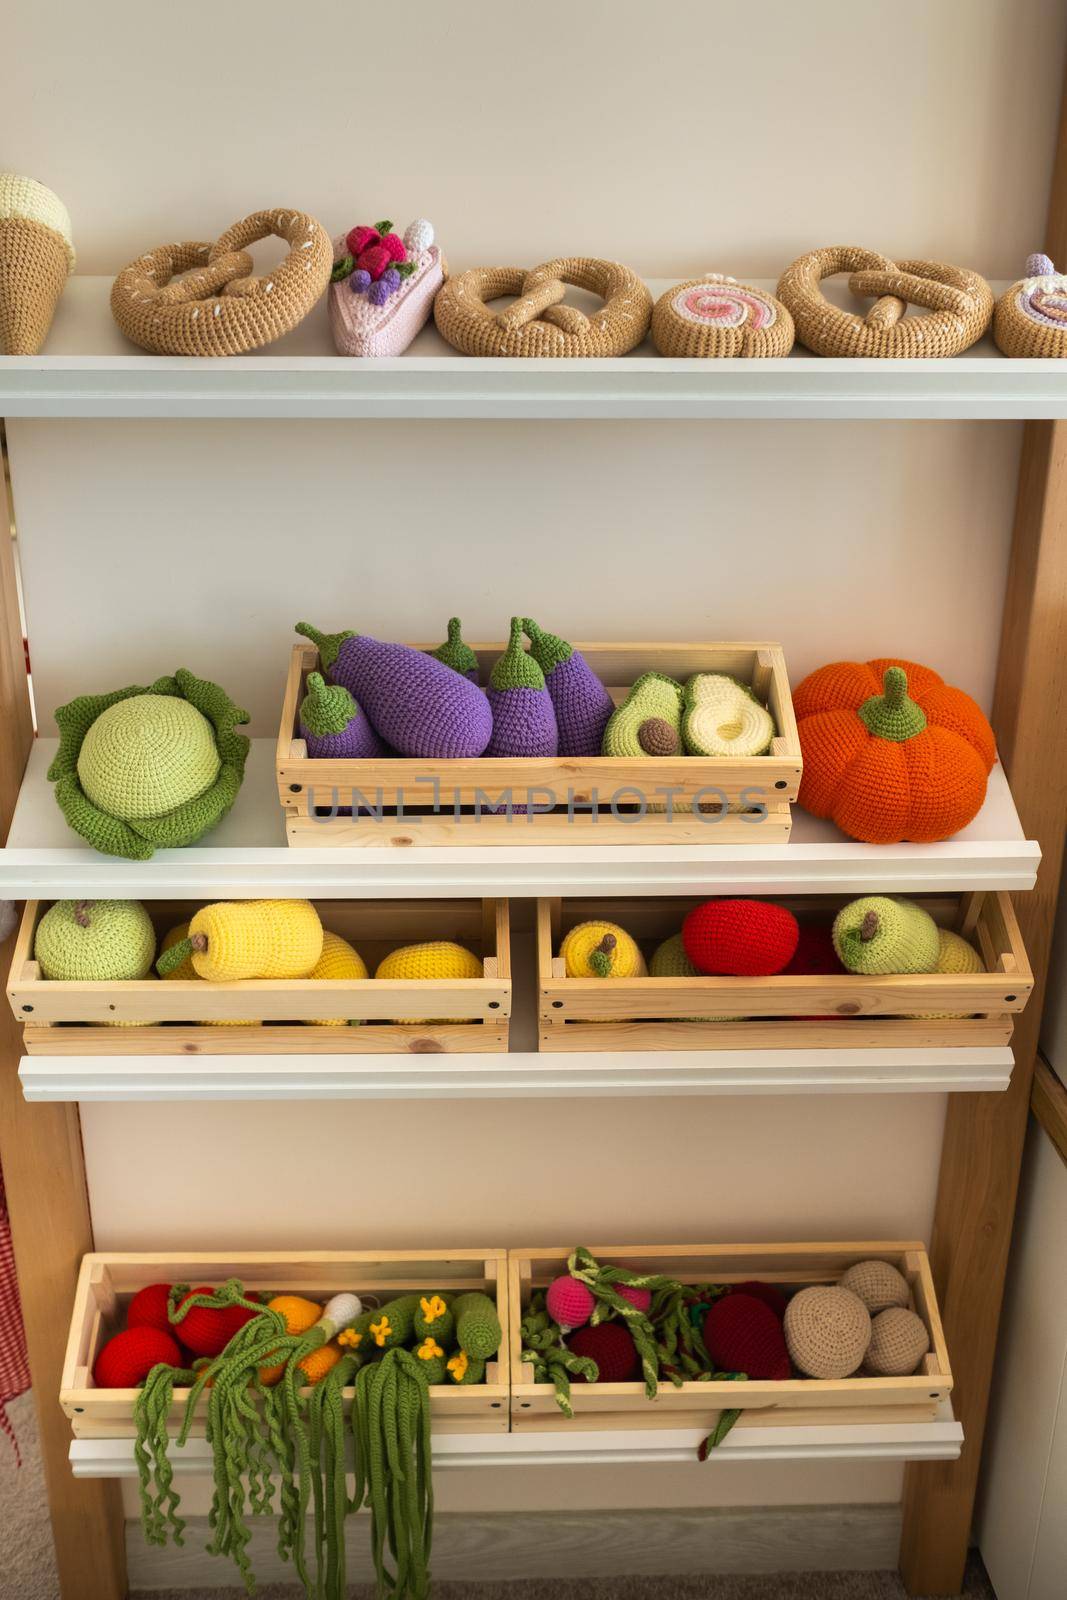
left=0, top=173, right=75, bottom=354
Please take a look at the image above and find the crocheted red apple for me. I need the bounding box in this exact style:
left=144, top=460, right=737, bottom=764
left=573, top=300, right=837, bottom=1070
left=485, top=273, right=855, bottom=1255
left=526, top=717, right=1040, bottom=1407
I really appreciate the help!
left=126, top=1281, right=174, bottom=1337
left=93, top=1326, right=182, bottom=1388
left=177, top=1287, right=261, bottom=1357
left=568, top=1321, right=641, bottom=1383
left=703, top=1292, right=791, bottom=1379
left=682, top=900, right=799, bottom=976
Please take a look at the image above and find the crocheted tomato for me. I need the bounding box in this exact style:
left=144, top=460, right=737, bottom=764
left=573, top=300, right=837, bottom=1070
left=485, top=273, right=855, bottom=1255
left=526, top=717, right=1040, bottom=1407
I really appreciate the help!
left=794, top=659, right=995, bottom=844
left=93, top=1326, right=181, bottom=1388
left=568, top=1322, right=641, bottom=1383
left=703, top=1293, right=791, bottom=1379
left=682, top=899, right=798, bottom=977
left=126, top=1282, right=174, bottom=1337
left=177, top=1287, right=262, bottom=1357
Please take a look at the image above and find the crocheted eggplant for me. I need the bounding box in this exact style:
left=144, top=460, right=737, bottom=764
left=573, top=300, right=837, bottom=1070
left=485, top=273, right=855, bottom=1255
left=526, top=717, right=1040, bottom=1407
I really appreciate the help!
left=298, top=671, right=384, bottom=758
left=429, top=617, right=480, bottom=681
left=295, top=622, right=492, bottom=759
left=485, top=617, right=559, bottom=757
left=523, top=618, right=614, bottom=756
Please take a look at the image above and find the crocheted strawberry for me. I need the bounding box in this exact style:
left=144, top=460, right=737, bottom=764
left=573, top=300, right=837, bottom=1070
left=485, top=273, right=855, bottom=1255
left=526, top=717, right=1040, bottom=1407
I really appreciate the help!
left=703, top=1292, right=791, bottom=1379
left=568, top=1321, right=641, bottom=1383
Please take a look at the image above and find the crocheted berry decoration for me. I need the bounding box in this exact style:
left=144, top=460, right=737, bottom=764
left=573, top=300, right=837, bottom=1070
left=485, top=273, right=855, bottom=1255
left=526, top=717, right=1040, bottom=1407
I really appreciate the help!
left=93, top=1326, right=181, bottom=1388
left=839, top=1259, right=911, bottom=1315
left=703, top=1293, right=791, bottom=1379
left=568, top=1321, right=641, bottom=1384
left=793, top=659, right=995, bottom=844
left=177, top=1287, right=262, bottom=1358
left=126, top=1282, right=175, bottom=1337
left=784, top=1285, right=871, bottom=1379
left=732, top=1281, right=790, bottom=1320
left=682, top=899, right=799, bottom=977
left=546, top=1276, right=596, bottom=1330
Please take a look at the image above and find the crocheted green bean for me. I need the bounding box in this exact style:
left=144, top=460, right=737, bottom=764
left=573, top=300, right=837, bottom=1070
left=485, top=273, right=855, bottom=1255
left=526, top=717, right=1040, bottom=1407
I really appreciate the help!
left=452, top=1292, right=502, bottom=1360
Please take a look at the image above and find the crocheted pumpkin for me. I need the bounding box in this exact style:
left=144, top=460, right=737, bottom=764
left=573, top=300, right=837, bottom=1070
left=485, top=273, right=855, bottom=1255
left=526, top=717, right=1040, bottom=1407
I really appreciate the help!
left=793, top=659, right=995, bottom=844
left=682, top=899, right=799, bottom=977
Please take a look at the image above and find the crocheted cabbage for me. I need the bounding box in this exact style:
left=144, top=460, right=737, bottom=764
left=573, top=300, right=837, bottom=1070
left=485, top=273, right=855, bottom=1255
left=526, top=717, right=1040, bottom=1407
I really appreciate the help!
left=48, top=669, right=250, bottom=860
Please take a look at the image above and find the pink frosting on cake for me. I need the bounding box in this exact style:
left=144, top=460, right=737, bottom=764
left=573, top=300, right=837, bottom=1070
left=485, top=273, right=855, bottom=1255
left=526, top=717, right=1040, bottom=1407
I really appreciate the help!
left=329, top=240, right=443, bottom=356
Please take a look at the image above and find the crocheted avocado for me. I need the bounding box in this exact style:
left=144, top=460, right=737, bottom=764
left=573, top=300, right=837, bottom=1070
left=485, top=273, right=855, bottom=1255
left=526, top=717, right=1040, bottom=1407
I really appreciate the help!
left=298, top=672, right=383, bottom=760
left=832, top=896, right=940, bottom=975
left=452, top=1291, right=503, bottom=1360
left=429, top=617, right=480, bottom=682
left=159, top=920, right=260, bottom=1027
left=35, top=899, right=155, bottom=981
left=375, top=940, right=483, bottom=1023
left=560, top=921, right=647, bottom=978
left=649, top=932, right=732, bottom=1021
left=413, top=1293, right=456, bottom=1345
left=306, top=930, right=369, bottom=1027
left=48, top=670, right=250, bottom=860
left=602, top=672, right=684, bottom=757
left=485, top=616, right=559, bottom=757
left=523, top=618, right=614, bottom=757
left=682, top=673, right=774, bottom=758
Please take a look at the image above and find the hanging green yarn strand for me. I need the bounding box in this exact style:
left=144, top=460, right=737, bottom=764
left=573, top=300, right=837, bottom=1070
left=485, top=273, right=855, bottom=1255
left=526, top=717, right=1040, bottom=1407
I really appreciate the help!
left=319, top=1353, right=360, bottom=1600
left=352, top=1348, right=433, bottom=1600
left=520, top=1296, right=597, bottom=1417
left=566, top=1246, right=671, bottom=1398
left=133, top=1361, right=199, bottom=1547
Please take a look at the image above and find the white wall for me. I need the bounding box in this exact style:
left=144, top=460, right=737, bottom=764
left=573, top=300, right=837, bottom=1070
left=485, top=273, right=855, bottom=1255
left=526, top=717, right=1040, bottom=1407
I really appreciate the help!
left=4, top=0, right=1063, bottom=1572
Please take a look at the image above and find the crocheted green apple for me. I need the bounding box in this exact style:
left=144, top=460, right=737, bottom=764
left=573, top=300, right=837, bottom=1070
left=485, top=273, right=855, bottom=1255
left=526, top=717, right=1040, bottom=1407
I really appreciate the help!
left=48, top=669, right=250, bottom=860
left=832, top=895, right=940, bottom=975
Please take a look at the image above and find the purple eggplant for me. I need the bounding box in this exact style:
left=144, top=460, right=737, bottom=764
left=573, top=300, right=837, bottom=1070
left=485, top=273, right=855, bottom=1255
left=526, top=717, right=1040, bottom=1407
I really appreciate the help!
left=485, top=617, right=559, bottom=757
left=428, top=617, right=480, bottom=682
left=295, top=622, right=492, bottom=759
left=523, top=619, right=614, bottom=756
left=298, top=671, right=384, bottom=759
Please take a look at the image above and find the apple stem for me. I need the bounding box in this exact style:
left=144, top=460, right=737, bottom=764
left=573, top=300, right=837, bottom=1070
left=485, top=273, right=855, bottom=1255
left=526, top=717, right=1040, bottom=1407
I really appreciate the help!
left=73, top=900, right=92, bottom=928
left=860, top=911, right=880, bottom=942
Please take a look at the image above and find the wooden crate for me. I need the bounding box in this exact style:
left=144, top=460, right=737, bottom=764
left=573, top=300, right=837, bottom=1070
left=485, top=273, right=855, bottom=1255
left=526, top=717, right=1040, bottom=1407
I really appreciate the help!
left=62, top=1249, right=509, bottom=1439
left=509, top=1242, right=952, bottom=1433
left=10, top=899, right=510, bottom=1054
left=277, top=640, right=801, bottom=847
left=537, top=893, right=1032, bottom=1051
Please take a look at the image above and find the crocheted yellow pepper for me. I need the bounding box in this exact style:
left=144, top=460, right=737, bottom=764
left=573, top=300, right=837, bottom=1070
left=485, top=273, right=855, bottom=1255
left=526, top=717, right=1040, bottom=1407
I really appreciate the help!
left=560, top=921, right=646, bottom=978
left=259, top=1295, right=321, bottom=1386
left=156, top=900, right=323, bottom=982
left=306, top=930, right=369, bottom=1026
left=375, top=941, right=482, bottom=1023
left=159, top=921, right=260, bottom=1027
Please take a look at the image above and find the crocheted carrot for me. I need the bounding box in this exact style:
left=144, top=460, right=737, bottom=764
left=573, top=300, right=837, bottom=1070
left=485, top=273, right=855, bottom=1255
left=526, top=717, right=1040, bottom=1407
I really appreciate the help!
left=295, top=622, right=492, bottom=759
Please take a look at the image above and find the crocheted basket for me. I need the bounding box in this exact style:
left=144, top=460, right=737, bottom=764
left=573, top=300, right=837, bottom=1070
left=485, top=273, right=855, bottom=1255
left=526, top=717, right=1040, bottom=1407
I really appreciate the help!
left=0, top=173, right=75, bottom=355
left=434, top=258, right=652, bottom=357
left=329, top=219, right=445, bottom=357
left=48, top=669, right=250, bottom=860
left=993, top=254, right=1067, bottom=357
left=651, top=275, right=794, bottom=358
left=111, top=209, right=332, bottom=356
left=777, top=246, right=993, bottom=358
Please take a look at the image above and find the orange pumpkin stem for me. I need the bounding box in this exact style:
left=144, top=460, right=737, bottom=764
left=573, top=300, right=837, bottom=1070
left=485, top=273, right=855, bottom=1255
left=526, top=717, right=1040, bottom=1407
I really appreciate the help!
left=857, top=666, right=927, bottom=743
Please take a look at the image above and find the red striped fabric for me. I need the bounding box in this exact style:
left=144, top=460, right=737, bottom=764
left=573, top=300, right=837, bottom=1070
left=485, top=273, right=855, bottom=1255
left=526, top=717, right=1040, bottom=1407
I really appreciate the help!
left=0, top=1161, right=30, bottom=1465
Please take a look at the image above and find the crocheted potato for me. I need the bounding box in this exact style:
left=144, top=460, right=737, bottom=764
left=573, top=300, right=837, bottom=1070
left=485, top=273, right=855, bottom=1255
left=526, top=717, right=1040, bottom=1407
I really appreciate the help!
left=793, top=659, right=995, bottom=844
left=48, top=669, right=250, bottom=860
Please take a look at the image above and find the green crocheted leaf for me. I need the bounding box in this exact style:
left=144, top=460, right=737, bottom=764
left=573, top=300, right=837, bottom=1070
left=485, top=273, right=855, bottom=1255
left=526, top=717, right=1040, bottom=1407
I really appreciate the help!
left=47, top=670, right=250, bottom=860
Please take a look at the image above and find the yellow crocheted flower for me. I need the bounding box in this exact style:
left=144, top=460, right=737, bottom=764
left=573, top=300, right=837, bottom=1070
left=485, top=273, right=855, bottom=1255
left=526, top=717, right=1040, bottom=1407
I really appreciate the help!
left=447, top=1351, right=469, bottom=1382
left=337, top=1328, right=362, bottom=1350
left=418, top=1338, right=444, bottom=1361
left=420, top=1295, right=447, bottom=1325
left=370, top=1315, right=392, bottom=1348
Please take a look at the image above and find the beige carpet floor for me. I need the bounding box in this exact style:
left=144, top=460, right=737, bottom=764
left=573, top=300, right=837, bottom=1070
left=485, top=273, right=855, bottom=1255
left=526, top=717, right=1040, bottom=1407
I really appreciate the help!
left=0, top=1391, right=997, bottom=1600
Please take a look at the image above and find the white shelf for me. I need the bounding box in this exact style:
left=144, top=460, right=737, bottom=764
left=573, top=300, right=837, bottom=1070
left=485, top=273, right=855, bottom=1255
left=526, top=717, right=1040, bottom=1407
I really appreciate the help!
left=18, top=1044, right=1014, bottom=1102
left=0, top=739, right=1039, bottom=898
left=2, top=277, right=1066, bottom=421
left=68, top=1403, right=962, bottom=1475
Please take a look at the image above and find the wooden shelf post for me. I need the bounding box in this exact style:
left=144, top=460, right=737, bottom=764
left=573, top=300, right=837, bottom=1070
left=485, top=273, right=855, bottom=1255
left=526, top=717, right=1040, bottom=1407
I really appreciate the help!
left=0, top=428, right=126, bottom=1599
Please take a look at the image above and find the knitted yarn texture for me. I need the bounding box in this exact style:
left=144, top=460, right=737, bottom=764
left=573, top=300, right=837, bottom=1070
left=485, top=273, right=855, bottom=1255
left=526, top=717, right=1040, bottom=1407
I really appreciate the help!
left=777, top=247, right=993, bottom=358
left=682, top=674, right=774, bottom=758
left=0, top=173, right=74, bottom=355
left=649, top=933, right=732, bottom=1021
left=298, top=672, right=383, bottom=759
left=602, top=673, right=684, bottom=757
left=522, top=619, right=614, bottom=756
left=435, top=258, right=652, bottom=358
left=865, top=1307, right=930, bottom=1376
left=485, top=617, right=559, bottom=757
left=157, top=899, right=323, bottom=982
left=306, top=930, right=369, bottom=1026
left=839, top=1259, right=911, bottom=1315
left=375, top=940, right=482, bottom=1023
left=682, top=899, right=799, bottom=977
left=652, top=275, right=794, bottom=359
left=994, top=253, right=1067, bottom=357
left=34, top=898, right=156, bottom=981
left=329, top=218, right=444, bottom=356
left=832, top=896, right=940, bottom=975
left=48, top=669, right=250, bottom=860
left=111, top=209, right=332, bottom=356
left=784, top=1285, right=871, bottom=1379
left=429, top=618, right=480, bottom=681
left=703, top=1293, right=791, bottom=1380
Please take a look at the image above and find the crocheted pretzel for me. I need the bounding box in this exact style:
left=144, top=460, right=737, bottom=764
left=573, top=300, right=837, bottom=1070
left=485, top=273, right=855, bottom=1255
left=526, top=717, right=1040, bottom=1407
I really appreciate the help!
left=433, top=258, right=652, bottom=357
left=111, top=209, right=333, bottom=356
left=777, top=246, right=993, bottom=358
